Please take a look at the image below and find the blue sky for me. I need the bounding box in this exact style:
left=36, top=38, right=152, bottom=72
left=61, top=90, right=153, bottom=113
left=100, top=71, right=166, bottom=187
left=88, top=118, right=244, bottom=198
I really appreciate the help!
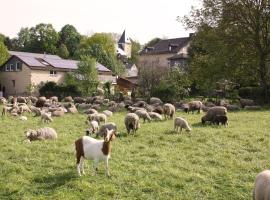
left=0, top=0, right=200, bottom=44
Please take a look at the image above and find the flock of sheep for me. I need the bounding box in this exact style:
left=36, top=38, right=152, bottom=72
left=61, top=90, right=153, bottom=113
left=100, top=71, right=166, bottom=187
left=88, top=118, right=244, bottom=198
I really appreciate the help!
left=0, top=95, right=268, bottom=199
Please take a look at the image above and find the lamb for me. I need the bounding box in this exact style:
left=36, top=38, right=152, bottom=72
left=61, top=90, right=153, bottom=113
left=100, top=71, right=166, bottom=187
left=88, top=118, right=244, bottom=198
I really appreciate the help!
left=163, top=103, right=175, bottom=120
left=52, top=109, right=65, bottom=117
left=185, top=101, right=203, bottom=114
left=253, top=170, right=270, bottom=200
left=124, top=113, right=140, bottom=134
left=102, top=110, right=113, bottom=117
left=41, top=112, right=53, bottom=123
left=19, top=116, right=28, bottom=121
left=75, top=128, right=116, bottom=177
left=25, top=127, right=57, bottom=142
left=67, top=105, right=78, bottom=113
left=212, top=115, right=228, bottom=126
left=135, top=110, right=151, bottom=123
left=50, top=96, right=58, bottom=103
left=29, top=106, right=42, bottom=116
left=96, top=123, right=117, bottom=137
left=19, top=104, right=32, bottom=114
left=148, top=112, right=163, bottom=121
left=86, top=120, right=99, bottom=135
left=174, top=117, right=191, bottom=133
left=87, top=113, right=107, bottom=124
left=201, top=106, right=227, bottom=124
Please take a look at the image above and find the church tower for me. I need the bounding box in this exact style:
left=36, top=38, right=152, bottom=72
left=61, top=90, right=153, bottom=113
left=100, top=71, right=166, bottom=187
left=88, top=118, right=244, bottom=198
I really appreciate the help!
left=118, top=30, right=132, bottom=58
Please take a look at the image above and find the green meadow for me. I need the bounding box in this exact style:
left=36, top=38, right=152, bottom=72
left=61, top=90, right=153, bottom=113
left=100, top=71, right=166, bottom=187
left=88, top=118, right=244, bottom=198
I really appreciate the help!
left=0, top=108, right=269, bottom=199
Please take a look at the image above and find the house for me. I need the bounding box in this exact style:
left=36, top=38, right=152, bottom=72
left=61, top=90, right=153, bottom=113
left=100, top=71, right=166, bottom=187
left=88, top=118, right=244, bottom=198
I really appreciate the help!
left=0, top=51, right=115, bottom=97
left=138, top=34, right=192, bottom=69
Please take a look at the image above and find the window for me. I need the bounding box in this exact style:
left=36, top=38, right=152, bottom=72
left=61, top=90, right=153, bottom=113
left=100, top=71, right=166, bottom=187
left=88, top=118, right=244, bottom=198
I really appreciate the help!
left=10, top=64, right=14, bottom=71
left=15, top=62, right=21, bottom=71
left=5, top=65, right=10, bottom=71
left=12, top=80, right=15, bottom=87
left=50, top=70, right=57, bottom=75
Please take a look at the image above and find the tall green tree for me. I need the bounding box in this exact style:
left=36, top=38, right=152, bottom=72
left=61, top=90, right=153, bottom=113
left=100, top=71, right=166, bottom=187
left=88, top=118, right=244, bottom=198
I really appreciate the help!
left=76, top=33, right=125, bottom=75
left=182, top=0, right=270, bottom=99
left=0, top=41, right=9, bottom=66
left=57, top=43, right=70, bottom=59
left=59, top=24, right=81, bottom=57
left=17, top=24, right=59, bottom=54
left=65, top=56, right=98, bottom=96
left=129, top=40, right=141, bottom=64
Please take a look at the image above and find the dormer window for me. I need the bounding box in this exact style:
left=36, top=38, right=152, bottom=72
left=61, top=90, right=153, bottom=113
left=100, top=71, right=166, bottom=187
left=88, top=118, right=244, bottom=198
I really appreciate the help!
left=50, top=70, right=57, bottom=75
left=5, top=65, right=9, bottom=71
left=10, top=64, right=14, bottom=71
left=15, top=62, right=22, bottom=71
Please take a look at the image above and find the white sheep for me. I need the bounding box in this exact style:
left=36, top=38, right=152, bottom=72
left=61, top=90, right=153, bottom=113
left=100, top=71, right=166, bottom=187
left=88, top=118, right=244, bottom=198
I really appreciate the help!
left=75, top=128, right=116, bottom=177
left=96, top=123, right=117, bottom=137
left=86, top=120, right=99, bottom=135
left=19, top=116, right=28, bottom=121
left=253, top=170, right=270, bottom=200
left=124, top=113, right=140, bottom=134
left=163, top=103, right=175, bottom=120
left=25, top=127, right=57, bottom=142
left=87, top=113, right=107, bottom=124
left=148, top=112, right=163, bottom=121
left=174, top=117, right=191, bottom=133
left=102, top=110, right=113, bottom=117
left=135, top=110, right=151, bottom=123
left=41, top=112, right=53, bottom=123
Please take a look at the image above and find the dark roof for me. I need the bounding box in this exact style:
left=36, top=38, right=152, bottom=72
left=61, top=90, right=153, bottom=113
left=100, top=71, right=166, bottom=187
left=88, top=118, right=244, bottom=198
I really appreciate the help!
left=118, top=30, right=131, bottom=44
left=167, top=53, right=188, bottom=60
left=5, top=51, right=111, bottom=72
left=140, top=37, right=190, bottom=55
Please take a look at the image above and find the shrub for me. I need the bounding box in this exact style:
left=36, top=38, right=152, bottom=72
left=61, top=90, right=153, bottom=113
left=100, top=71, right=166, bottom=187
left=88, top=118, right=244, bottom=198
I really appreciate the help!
left=238, top=87, right=264, bottom=99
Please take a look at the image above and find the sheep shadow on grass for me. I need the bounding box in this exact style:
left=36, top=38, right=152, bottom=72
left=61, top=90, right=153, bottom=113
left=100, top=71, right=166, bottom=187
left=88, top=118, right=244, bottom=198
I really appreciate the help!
left=33, top=171, right=76, bottom=192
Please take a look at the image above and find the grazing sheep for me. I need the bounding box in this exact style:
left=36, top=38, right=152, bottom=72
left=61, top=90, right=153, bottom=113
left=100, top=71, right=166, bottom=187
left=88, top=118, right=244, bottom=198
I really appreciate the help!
left=212, top=115, right=228, bottom=126
left=201, top=105, right=211, bottom=112
left=148, top=112, right=163, bottom=121
left=253, top=170, right=270, bottom=200
left=84, top=108, right=98, bottom=115
left=135, top=110, right=151, bottom=123
left=19, top=116, right=28, bottom=121
left=244, top=106, right=262, bottom=111
left=96, top=123, right=117, bottom=137
left=86, top=120, right=99, bottom=135
left=77, top=103, right=92, bottom=110
left=19, top=104, right=32, bottom=114
left=28, top=96, right=38, bottom=104
left=41, top=112, right=53, bottom=123
left=50, top=96, right=58, bottom=103
left=226, top=104, right=240, bottom=111
left=67, top=105, right=78, bottom=113
left=52, top=110, right=65, bottom=117
left=150, top=97, right=163, bottom=105
left=36, top=97, right=46, bottom=108
left=75, top=128, right=116, bottom=177
left=153, top=105, right=164, bottom=115
left=87, top=113, right=107, bottom=124
left=133, top=100, right=147, bottom=108
left=163, top=103, right=175, bottom=120
left=64, top=96, right=73, bottom=102
left=102, top=110, right=113, bottom=117
left=174, top=117, right=191, bottom=133
left=124, top=113, right=140, bottom=134
left=25, top=127, right=57, bottom=142
left=74, top=97, right=86, bottom=104
left=17, top=96, right=27, bottom=103
left=239, top=98, right=255, bottom=108
left=185, top=101, right=203, bottom=114
left=0, top=97, right=7, bottom=104
left=201, top=106, right=227, bottom=124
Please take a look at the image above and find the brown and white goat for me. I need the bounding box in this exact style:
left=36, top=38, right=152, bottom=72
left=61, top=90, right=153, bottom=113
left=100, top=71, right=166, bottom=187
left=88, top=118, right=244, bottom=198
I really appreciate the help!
left=75, top=129, right=116, bottom=177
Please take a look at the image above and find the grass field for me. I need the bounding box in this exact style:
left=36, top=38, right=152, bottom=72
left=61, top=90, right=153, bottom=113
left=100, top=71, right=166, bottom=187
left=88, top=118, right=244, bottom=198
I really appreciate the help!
left=0, top=108, right=270, bottom=199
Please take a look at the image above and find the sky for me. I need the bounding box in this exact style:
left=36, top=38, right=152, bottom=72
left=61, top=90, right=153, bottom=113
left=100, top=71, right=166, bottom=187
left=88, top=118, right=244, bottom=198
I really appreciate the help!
left=0, top=0, right=201, bottom=44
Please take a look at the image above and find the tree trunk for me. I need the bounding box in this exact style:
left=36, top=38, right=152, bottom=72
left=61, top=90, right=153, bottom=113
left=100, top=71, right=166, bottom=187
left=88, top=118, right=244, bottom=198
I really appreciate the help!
left=259, top=56, right=269, bottom=101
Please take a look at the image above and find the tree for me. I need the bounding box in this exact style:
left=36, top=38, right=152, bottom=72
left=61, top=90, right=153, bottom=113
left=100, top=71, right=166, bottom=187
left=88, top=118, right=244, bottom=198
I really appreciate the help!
left=182, top=0, right=270, bottom=99
left=129, top=40, right=141, bottom=64
left=59, top=24, right=81, bottom=57
left=144, top=37, right=161, bottom=47
left=76, top=33, right=125, bottom=75
left=17, top=24, right=59, bottom=54
left=0, top=41, right=9, bottom=66
left=57, top=43, right=70, bottom=59
left=65, top=56, right=98, bottom=96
